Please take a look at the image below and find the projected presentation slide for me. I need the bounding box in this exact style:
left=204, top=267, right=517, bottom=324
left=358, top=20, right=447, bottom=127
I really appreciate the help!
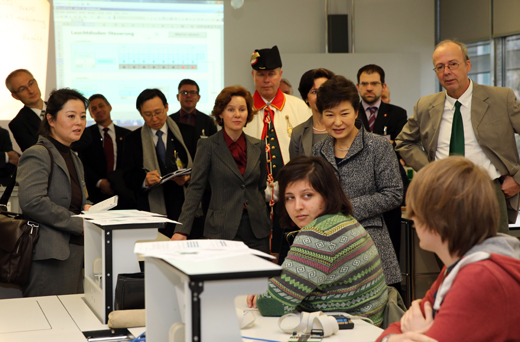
left=54, top=0, right=224, bottom=126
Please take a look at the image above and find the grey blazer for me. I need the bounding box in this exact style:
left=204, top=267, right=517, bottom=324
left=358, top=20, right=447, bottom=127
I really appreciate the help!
left=176, top=130, right=271, bottom=240
left=313, top=127, right=403, bottom=284
left=18, top=136, right=86, bottom=261
left=289, top=116, right=314, bottom=159
left=396, top=82, right=520, bottom=222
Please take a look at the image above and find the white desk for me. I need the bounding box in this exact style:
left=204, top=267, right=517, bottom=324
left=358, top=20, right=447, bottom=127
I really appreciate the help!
left=0, top=293, right=383, bottom=342
left=235, top=296, right=384, bottom=342
left=0, top=296, right=87, bottom=342
left=84, top=220, right=162, bottom=323
left=145, top=254, right=282, bottom=342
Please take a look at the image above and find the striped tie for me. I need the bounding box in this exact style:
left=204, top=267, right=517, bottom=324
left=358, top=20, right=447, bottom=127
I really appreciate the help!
left=368, top=106, right=377, bottom=132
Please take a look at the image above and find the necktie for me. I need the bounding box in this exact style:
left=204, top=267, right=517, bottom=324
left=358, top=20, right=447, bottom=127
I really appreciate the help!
left=367, top=106, right=377, bottom=132
left=40, top=109, right=46, bottom=121
left=103, top=127, right=114, bottom=174
left=156, top=130, right=166, bottom=165
left=449, top=101, right=464, bottom=156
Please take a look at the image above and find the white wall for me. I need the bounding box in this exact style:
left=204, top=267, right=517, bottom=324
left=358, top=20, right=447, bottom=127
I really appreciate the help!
left=2, top=0, right=435, bottom=152
left=224, top=0, right=435, bottom=114
left=353, top=0, right=436, bottom=104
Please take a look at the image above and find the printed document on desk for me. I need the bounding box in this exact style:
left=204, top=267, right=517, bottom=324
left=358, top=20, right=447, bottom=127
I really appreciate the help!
left=76, top=209, right=178, bottom=225
left=135, top=239, right=273, bottom=261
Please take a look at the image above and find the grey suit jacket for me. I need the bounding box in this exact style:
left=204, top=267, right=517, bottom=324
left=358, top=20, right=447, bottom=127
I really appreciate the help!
left=289, top=116, right=314, bottom=159
left=313, top=128, right=403, bottom=284
left=176, top=130, right=271, bottom=240
left=396, top=81, right=520, bottom=221
left=18, top=136, right=86, bottom=261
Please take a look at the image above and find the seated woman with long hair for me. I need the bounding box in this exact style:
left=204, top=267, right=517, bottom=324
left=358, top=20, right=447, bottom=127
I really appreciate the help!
left=377, top=157, right=520, bottom=342
left=247, top=156, right=388, bottom=326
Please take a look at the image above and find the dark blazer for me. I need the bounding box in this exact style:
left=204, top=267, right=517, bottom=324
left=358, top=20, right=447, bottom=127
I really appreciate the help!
left=123, top=124, right=194, bottom=237
left=18, top=136, right=86, bottom=261
left=358, top=102, right=407, bottom=141
left=176, top=130, right=271, bottom=240
left=0, top=127, right=16, bottom=182
left=170, top=109, right=217, bottom=136
left=9, top=106, right=41, bottom=152
left=170, top=109, right=217, bottom=155
left=79, top=124, right=132, bottom=205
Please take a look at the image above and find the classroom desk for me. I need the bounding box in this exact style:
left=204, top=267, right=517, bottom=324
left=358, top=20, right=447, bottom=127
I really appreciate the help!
left=235, top=295, right=384, bottom=342
left=0, top=296, right=87, bottom=342
left=0, top=293, right=383, bottom=342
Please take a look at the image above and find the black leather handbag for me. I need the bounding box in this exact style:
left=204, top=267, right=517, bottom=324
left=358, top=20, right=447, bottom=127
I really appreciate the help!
left=114, top=272, right=145, bottom=310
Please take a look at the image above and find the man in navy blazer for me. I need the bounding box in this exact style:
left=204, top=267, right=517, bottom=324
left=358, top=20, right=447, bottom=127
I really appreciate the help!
left=78, top=94, right=133, bottom=208
left=169, top=79, right=217, bottom=153
left=5, top=69, right=46, bottom=151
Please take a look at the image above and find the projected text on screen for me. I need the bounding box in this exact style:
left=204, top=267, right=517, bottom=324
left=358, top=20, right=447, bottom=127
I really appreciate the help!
left=54, top=0, right=224, bottom=126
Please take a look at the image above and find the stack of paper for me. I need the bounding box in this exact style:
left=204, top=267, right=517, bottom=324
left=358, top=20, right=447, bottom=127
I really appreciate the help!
left=134, top=239, right=273, bottom=262
left=76, top=209, right=179, bottom=226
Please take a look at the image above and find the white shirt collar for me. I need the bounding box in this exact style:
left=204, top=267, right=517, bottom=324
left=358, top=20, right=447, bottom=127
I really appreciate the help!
left=97, top=122, right=115, bottom=134
left=362, top=99, right=382, bottom=112
left=150, top=123, right=168, bottom=136
left=445, top=79, right=473, bottom=110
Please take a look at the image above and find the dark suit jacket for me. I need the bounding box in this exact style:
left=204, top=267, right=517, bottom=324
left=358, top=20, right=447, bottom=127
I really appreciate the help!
left=170, top=109, right=217, bottom=156
left=0, top=127, right=16, bottom=182
left=358, top=102, right=407, bottom=141
left=123, top=124, right=193, bottom=237
left=176, top=130, right=271, bottom=240
left=79, top=124, right=132, bottom=206
left=9, top=106, right=41, bottom=152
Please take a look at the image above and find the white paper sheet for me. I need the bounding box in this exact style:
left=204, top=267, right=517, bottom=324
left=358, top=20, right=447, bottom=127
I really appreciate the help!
left=134, top=239, right=274, bottom=261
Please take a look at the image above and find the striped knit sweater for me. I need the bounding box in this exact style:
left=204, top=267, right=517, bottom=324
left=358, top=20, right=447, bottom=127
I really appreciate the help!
left=256, top=213, right=388, bottom=326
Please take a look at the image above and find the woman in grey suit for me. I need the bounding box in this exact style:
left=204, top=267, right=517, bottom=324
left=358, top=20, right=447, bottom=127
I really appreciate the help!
left=289, top=68, right=334, bottom=159
left=18, top=88, right=90, bottom=297
left=171, top=86, right=271, bottom=253
left=313, top=76, right=403, bottom=286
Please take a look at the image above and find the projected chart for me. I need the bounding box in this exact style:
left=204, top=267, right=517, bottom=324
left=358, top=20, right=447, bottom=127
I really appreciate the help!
left=54, top=0, right=224, bottom=126
left=118, top=45, right=207, bottom=71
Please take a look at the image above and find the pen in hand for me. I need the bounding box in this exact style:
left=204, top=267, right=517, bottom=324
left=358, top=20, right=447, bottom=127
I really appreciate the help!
left=143, top=168, right=162, bottom=180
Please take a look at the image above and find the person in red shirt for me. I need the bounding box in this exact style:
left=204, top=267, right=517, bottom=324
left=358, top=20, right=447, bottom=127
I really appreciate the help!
left=377, top=156, right=520, bottom=342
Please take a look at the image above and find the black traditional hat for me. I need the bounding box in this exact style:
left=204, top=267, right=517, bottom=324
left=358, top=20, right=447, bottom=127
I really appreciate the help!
left=250, top=45, right=282, bottom=70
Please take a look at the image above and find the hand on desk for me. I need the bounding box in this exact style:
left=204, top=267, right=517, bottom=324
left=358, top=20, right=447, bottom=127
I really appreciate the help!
left=246, top=295, right=257, bottom=309
left=400, top=300, right=433, bottom=334
left=386, top=332, right=438, bottom=342
left=501, top=175, right=520, bottom=199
